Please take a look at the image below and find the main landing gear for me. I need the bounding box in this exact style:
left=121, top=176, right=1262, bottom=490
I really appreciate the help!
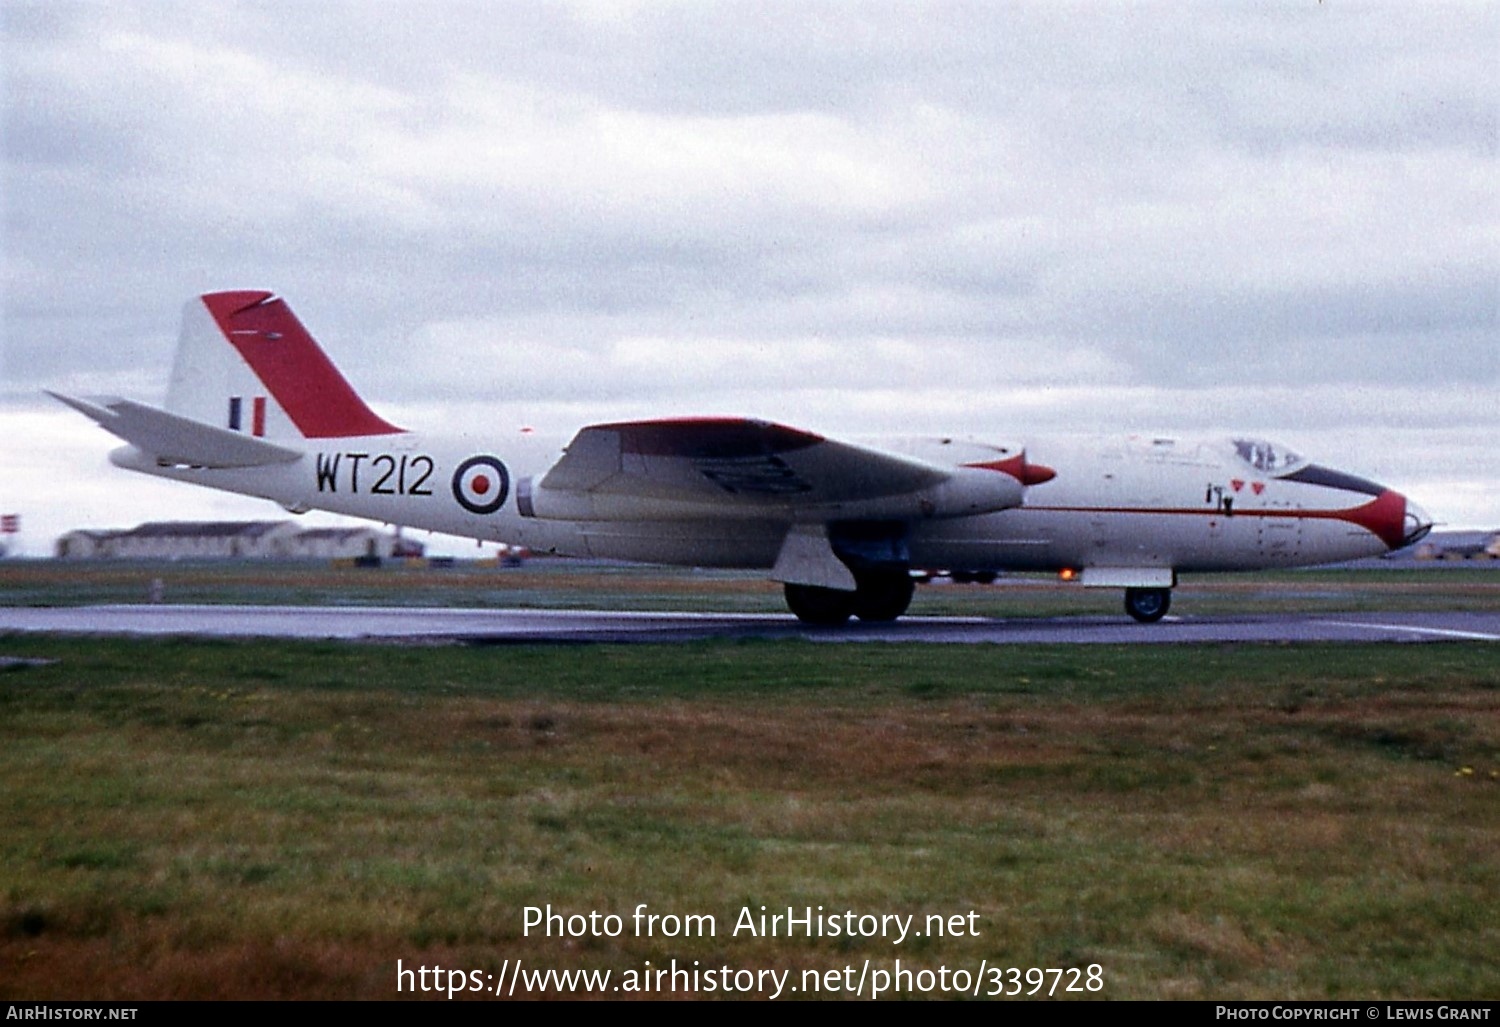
left=1124, top=587, right=1171, bottom=623
left=784, top=570, right=915, bottom=626
left=787, top=578, right=1173, bottom=625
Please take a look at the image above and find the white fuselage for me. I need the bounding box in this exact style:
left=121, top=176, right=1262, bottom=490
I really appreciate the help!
left=110, top=429, right=1406, bottom=577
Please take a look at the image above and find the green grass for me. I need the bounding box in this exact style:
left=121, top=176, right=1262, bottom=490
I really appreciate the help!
left=1, top=636, right=1496, bottom=999
left=5, top=559, right=1500, bottom=616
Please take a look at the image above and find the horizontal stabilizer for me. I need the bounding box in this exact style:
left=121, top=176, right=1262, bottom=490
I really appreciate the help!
left=48, top=392, right=302, bottom=468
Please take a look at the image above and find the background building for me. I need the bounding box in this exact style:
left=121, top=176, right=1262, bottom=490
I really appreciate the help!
left=1410, top=531, right=1500, bottom=561
left=55, top=521, right=420, bottom=561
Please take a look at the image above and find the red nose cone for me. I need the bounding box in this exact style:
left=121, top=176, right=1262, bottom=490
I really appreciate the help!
left=1339, top=490, right=1412, bottom=550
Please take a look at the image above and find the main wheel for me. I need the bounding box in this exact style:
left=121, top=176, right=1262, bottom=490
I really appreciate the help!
left=784, top=583, right=857, bottom=625
left=1124, top=587, right=1171, bottom=623
left=852, top=571, right=915, bottom=622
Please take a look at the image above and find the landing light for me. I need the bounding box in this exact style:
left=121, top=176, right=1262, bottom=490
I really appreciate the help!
left=1058, top=568, right=1079, bottom=582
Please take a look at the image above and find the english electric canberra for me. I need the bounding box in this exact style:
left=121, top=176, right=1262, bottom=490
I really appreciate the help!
left=53, top=292, right=1433, bottom=624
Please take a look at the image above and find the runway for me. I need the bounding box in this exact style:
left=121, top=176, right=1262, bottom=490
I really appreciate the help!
left=3, top=604, right=1499, bottom=644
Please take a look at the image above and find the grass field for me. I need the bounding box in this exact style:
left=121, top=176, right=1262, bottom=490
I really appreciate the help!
left=4, top=557, right=1500, bottom=617
left=1, top=620, right=1496, bottom=999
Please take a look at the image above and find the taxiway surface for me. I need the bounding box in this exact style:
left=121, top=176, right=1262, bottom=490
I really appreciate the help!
left=2, top=605, right=1498, bottom=644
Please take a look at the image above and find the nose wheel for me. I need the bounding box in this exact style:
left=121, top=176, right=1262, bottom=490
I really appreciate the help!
left=1124, top=587, right=1171, bottom=623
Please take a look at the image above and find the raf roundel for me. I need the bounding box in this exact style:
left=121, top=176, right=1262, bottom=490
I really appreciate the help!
left=452, top=455, right=510, bottom=515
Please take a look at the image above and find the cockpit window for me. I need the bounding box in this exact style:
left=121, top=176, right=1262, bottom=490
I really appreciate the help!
left=1232, top=438, right=1304, bottom=474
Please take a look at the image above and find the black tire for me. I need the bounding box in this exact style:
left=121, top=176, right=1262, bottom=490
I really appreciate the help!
left=1124, top=587, right=1171, bottom=623
left=852, top=571, right=915, bottom=622
left=784, top=583, right=856, bottom=625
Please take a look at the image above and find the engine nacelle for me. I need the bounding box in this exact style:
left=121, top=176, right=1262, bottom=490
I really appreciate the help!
left=515, top=463, right=1027, bottom=523
left=913, top=465, right=1026, bottom=518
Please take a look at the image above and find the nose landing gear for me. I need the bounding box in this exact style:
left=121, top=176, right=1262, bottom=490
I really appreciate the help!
left=1124, top=587, right=1172, bottom=623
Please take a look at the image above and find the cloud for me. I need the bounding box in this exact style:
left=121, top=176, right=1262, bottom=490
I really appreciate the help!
left=3, top=2, right=1496, bottom=549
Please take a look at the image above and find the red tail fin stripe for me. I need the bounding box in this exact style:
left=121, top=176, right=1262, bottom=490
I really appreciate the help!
left=201, top=291, right=404, bottom=438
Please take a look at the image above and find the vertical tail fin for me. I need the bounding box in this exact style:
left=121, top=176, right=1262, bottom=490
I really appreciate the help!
left=165, top=291, right=404, bottom=439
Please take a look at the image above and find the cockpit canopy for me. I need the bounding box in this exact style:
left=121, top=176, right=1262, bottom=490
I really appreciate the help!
left=1231, top=438, right=1305, bottom=476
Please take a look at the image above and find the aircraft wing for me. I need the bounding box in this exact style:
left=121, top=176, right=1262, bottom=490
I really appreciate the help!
left=533, top=417, right=1025, bottom=521
left=543, top=418, right=942, bottom=499
left=48, top=392, right=302, bottom=468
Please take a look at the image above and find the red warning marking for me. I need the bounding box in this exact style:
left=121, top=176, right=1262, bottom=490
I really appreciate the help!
left=1230, top=479, right=1244, bottom=492
left=1251, top=481, right=1265, bottom=495
left=202, top=291, right=404, bottom=438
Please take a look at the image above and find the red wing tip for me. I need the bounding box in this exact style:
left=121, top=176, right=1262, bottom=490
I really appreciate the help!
left=599, top=416, right=814, bottom=430
left=593, top=417, right=826, bottom=458
left=598, top=417, right=824, bottom=442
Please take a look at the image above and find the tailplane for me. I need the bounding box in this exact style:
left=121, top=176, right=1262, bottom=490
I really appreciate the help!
left=47, top=392, right=303, bottom=469
left=165, top=291, right=404, bottom=439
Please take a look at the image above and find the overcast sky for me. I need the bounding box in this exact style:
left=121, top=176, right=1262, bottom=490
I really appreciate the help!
left=2, top=1, right=1496, bottom=557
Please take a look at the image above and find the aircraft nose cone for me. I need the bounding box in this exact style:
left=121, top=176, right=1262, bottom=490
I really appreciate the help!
left=1401, top=498, right=1434, bottom=548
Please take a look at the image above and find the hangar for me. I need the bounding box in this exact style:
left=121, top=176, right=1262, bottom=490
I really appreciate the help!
left=54, top=521, right=416, bottom=561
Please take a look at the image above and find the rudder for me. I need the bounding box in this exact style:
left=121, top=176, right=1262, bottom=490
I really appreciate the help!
left=165, top=291, right=404, bottom=439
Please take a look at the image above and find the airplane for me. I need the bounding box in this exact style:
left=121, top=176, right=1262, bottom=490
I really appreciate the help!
left=51, top=290, right=1434, bottom=625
